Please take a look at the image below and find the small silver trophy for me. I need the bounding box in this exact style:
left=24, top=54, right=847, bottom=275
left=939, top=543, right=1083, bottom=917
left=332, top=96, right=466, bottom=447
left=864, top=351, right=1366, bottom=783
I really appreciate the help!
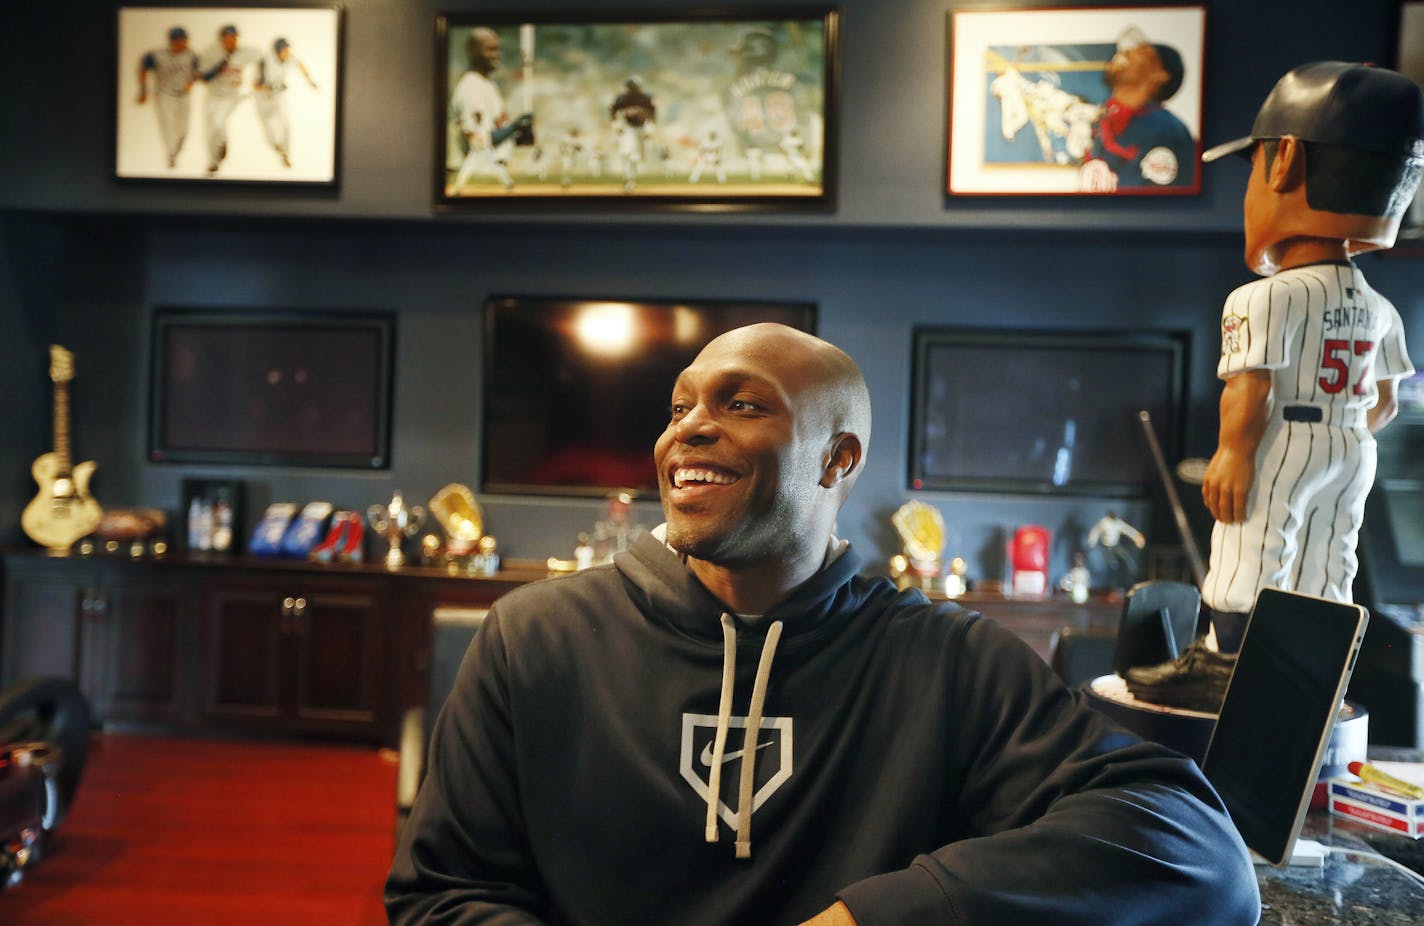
left=367, top=490, right=426, bottom=569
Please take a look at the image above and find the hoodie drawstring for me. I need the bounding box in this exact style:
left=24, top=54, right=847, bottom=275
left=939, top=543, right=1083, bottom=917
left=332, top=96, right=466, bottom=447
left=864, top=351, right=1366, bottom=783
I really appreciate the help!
left=705, top=614, right=738, bottom=843
left=704, top=613, right=783, bottom=860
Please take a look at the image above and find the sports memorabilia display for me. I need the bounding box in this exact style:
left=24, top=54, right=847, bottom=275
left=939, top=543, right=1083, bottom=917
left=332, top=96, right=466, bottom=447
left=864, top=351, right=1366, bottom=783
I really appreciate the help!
left=1199, top=63, right=1420, bottom=634
left=368, top=490, right=426, bottom=569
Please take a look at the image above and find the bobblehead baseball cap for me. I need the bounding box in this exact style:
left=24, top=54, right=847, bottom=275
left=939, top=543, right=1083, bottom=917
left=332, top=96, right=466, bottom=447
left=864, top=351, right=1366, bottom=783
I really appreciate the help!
left=1203, top=61, right=1424, bottom=162
left=168, top=27, right=187, bottom=41
left=220, top=24, right=238, bottom=37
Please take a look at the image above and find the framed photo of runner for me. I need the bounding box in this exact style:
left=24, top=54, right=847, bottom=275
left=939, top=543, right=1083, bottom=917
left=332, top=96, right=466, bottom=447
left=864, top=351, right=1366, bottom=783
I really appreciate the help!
left=946, top=5, right=1206, bottom=196
left=434, top=10, right=839, bottom=209
left=114, top=5, right=342, bottom=185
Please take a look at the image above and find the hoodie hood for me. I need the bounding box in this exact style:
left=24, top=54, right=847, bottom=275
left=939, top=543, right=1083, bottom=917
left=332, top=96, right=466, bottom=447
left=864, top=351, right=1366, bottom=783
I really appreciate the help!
left=613, top=531, right=895, bottom=654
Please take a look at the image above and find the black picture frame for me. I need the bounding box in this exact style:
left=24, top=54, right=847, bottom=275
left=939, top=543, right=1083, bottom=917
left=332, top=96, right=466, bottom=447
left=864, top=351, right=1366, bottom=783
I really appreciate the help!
left=434, top=8, right=839, bottom=210
left=180, top=477, right=245, bottom=552
left=908, top=328, right=1188, bottom=496
left=148, top=308, right=396, bottom=469
left=115, top=4, right=343, bottom=186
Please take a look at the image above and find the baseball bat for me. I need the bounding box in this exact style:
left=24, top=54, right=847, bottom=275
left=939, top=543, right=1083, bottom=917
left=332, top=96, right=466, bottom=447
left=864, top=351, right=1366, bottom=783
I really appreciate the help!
left=1138, top=410, right=1207, bottom=588
left=520, top=23, right=535, bottom=115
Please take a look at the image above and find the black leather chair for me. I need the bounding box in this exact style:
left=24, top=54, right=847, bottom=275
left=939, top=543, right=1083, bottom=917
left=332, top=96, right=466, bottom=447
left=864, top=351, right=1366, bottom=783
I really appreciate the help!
left=1049, top=628, right=1118, bottom=689
left=1112, top=580, right=1202, bottom=674
left=0, top=677, right=90, bottom=888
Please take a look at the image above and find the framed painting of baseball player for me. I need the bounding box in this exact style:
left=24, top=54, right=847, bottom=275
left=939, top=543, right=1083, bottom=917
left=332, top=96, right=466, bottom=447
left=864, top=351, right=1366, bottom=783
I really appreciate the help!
left=434, top=10, right=839, bottom=209
left=1395, top=1, right=1424, bottom=233
left=115, top=5, right=341, bottom=185
left=947, top=5, right=1206, bottom=195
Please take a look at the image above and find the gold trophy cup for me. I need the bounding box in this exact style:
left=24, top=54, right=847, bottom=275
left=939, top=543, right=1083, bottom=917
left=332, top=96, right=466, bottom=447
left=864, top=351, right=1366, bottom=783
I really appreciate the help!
left=367, top=490, right=426, bottom=569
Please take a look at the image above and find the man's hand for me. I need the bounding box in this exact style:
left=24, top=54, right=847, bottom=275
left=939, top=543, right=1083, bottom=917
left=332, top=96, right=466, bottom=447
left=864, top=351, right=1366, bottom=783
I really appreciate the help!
left=1204, top=369, right=1273, bottom=524
left=137, top=89, right=147, bottom=104
left=798, top=901, right=857, bottom=926
left=1202, top=447, right=1255, bottom=523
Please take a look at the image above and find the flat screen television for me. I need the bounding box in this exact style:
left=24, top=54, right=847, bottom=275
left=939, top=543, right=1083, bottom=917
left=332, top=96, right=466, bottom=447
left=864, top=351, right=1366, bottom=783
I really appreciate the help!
left=909, top=328, right=1188, bottom=496
left=149, top=309, right=395, bottom=468
left=481, top=296, right=816, bottom=496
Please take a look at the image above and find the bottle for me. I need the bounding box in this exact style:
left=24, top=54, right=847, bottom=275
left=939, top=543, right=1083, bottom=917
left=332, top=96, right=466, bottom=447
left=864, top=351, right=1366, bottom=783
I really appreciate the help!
left=188, top=497, right=204, bottom=550
left=211, top=493, right=233, bottom=553
left=574, top=532, right=594, bottom=570
left=196, top=498, right=213, bottom=551
left=477, top=535, right=500, bottom=576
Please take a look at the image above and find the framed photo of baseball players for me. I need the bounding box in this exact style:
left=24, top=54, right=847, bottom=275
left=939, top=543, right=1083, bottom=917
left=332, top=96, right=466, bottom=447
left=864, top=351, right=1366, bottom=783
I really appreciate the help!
left=434, top=10, right=839, bottom=209
left=946, top=5, right=1206, bottom=196
left=114, top=5, right=342, bottom=185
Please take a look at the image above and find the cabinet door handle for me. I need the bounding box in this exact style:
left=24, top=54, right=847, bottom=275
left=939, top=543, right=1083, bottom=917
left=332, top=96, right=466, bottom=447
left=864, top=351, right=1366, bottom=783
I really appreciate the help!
left=281, top=597, right=296, bottom=634
left=292, top=597, right=308, bottom=634
left=293, top=597, right=307, bottom=617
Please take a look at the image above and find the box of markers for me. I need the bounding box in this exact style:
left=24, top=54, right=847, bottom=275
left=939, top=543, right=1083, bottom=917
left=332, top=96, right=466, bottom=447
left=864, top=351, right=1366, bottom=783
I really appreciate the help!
left=1327, top=767, right=1424, bottom=839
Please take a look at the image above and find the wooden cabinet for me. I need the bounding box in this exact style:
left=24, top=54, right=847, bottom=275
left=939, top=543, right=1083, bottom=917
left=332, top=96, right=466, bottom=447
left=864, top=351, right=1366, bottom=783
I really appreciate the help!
left=201, top=575, right=389, bottom=740
left=2, top=551, right=1114, bottom=744
left=1, top=557, right=86, bottom=685
left=79, top=565, right=192, bottom=725
left=1, top=556, right=191, bottom=727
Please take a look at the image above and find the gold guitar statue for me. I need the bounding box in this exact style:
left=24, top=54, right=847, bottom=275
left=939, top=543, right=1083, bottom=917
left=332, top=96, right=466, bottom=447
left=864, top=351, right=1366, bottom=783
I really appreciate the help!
left=22, top=345, right=103, bottom=553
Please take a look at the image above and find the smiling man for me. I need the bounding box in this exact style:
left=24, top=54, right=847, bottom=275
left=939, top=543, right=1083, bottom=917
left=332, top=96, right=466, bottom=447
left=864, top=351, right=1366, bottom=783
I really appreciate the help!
left=387, top=324, right=1259, bottom=925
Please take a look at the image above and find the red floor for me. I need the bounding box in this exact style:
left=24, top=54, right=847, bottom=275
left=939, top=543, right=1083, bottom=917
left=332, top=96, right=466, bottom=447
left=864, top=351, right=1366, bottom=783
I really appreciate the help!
left=3, top=732, right=398, bottom=925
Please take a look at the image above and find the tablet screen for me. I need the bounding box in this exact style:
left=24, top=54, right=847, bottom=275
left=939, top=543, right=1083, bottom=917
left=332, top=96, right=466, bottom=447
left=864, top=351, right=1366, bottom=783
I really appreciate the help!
left=1201, top=588, right=1368, bottom=865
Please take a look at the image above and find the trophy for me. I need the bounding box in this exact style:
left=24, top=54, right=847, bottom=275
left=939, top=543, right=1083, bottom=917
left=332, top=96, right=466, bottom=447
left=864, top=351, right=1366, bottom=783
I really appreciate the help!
left=367, top=490, right=426, bottom=569
left=891, top=500, right=946, bottom=591
left=429, top=483, right=484, bottom=557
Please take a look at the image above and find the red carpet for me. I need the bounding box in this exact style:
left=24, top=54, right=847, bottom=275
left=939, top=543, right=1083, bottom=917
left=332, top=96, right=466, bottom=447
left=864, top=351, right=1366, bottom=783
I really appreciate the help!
left=3, top=732, right=398, bottom=925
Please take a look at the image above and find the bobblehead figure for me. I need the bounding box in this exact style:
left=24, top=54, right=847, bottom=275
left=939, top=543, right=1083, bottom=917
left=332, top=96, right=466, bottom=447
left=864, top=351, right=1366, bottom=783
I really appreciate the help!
left=1200, top=63, right=1420, bottom=647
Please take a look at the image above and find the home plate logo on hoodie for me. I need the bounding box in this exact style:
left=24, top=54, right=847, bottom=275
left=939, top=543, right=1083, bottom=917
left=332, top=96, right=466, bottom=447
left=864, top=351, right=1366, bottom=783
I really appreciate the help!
left=680, top=712, right=793, bottom=830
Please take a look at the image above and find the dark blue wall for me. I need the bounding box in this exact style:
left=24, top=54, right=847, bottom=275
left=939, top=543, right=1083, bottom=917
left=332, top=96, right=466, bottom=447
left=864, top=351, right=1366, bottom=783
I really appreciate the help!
left=2, top=0, right=1421, bottom=587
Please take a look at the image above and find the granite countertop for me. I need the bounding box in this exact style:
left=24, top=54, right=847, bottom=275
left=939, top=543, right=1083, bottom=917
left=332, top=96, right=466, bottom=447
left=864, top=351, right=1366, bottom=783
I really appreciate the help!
left=1256, top=840, right=1424, bottom=925
left=1254, top=746, right=1424, bottom=924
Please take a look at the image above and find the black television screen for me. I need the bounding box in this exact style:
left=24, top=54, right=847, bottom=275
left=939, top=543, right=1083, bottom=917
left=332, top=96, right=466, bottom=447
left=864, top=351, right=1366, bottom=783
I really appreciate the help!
left=481, top=296, right=816, bottom=496
left=909, top=328, right=1188, bottom=496
left=149, top=310, right=395, bottom=468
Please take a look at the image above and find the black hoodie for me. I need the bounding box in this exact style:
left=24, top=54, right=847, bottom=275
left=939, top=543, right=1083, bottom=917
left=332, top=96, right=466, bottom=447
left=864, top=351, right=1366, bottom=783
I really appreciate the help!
left=387, top=533, right=1259, bottom=925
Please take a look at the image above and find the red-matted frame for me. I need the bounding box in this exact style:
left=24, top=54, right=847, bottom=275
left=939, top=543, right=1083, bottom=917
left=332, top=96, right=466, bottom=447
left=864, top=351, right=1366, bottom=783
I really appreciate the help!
left=946, top=4, right=1206, bottom=196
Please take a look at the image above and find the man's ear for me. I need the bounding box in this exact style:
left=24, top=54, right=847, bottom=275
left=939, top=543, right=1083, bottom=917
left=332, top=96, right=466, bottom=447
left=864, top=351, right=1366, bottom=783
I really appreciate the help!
left=1269, top=135, right=1306, bottom=192
left=819, top=432, right=863, bottom=488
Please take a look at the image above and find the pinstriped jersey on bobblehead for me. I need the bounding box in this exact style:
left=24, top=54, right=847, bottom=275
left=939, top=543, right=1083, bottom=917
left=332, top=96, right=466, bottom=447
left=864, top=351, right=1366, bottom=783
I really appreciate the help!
left=1204, top=261, right=1414, bottom=614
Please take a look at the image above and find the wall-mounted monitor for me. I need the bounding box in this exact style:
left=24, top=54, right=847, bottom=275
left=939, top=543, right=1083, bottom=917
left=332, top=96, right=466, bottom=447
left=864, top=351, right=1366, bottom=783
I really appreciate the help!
left=149, top=309, right=395, bottom=469
left=909, top=328, right=1189, bottom=496
left=481, top=296, right=816, bottom=496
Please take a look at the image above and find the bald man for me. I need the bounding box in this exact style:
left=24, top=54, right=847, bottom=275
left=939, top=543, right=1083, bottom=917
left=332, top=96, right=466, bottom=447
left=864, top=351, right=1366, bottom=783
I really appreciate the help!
left=389, top=324, right=1257, bottom=925
left=448, top=26, right=531, bottom=192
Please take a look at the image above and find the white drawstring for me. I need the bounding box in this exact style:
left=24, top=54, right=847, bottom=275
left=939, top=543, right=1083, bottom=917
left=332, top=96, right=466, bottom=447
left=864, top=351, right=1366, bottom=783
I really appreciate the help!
left=703, top=613, right=783, bottom=860
left=705, top=614, right=737, bottom=843
left=736, top=619, right=782, bottom=859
